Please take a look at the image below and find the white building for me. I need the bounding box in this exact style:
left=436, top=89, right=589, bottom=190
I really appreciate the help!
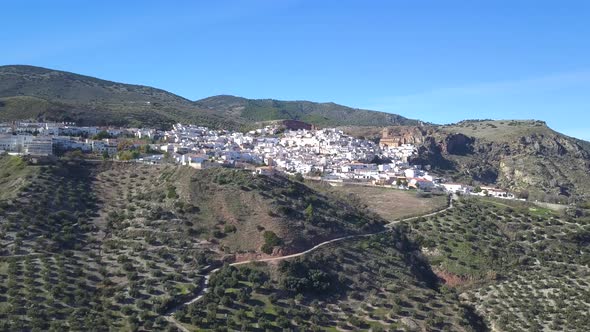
left=481, top=187, right=514, bottom=199
left=52, top=137, right=92, bottom=152
left=441, top=183, right=470, bottom=194
left=25, top=137, right=53, bottom=156
left=0, top=135, right=52, bottom=156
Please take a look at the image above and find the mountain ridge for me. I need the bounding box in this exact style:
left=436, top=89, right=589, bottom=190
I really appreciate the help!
left=0, top=65, right=420, bottom=129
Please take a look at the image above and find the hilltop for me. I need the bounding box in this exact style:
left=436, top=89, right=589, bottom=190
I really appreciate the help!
left=0, top=65, right=419, bottom=129
left=0, top=65, right=231, bottom=129
left=434, top=120, right=590, bottom=201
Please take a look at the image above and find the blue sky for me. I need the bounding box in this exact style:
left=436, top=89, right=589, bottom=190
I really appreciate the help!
left=1, top=0, right=589, bottom=140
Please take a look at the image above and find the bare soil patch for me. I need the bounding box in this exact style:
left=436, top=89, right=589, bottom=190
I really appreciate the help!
left=328, top=185, right=447, bottom=221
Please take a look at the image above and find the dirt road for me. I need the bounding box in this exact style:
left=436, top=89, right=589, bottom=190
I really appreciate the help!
left=165, top=197, right=453, bottom=331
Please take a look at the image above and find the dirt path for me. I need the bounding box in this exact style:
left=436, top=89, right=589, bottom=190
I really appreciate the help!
left=164, top=197, right=453, bottom=331
left=164, top=316, right=191, bottom=332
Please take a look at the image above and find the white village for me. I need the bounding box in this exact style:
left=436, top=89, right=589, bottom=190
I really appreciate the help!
left=0, top=120, right=516, bottom=199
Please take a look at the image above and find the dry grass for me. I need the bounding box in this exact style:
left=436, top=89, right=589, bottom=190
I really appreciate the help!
left=326, top=185, right=447, bottom=221
left=442, top=119, right=551, bottom=142
left=0, top=156, right=37, bottom=200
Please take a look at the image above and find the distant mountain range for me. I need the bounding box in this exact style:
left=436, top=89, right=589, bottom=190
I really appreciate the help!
left=0, top=65, right=420, bottom=129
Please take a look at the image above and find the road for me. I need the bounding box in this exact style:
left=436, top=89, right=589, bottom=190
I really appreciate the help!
left=164, top=196, right=453, bottom=331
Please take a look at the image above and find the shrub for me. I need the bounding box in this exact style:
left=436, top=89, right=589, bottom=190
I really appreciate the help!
left=261, top=231, right=282, bottom=254
left=166, top=185, right=178, bottom=199
left=224, top=225, right=237, bottom=233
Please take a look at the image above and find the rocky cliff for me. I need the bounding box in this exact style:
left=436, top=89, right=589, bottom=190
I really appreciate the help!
left=380, top=126, right=434, bottom=146
left=384, top=121, right=590, bottom=202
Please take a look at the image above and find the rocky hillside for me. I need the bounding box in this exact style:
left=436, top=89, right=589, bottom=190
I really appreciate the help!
left=179, top=168, right=386, bottom=256
left=379, top=121, right=590, bottom=201
left=0, top=65, right=418, bottom=129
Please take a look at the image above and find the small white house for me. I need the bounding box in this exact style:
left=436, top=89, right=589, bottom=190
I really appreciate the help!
left=484, top=187, right=514, bottom=199
left=441, top=183, right=467, bottom=193
left=404, top=169, right=417, bottom=178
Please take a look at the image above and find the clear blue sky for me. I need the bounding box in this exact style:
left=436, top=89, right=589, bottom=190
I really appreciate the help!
left=1, top=0, right=589, bottom=140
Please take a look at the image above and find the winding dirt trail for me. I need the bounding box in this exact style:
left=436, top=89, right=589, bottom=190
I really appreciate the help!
left=165, top=197, right=453, bottom=331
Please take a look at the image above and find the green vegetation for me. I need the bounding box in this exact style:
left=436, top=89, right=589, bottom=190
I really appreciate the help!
left=0, top=158, right=395, bottom=330
left=1, top=155, right=588, bottom=331
left=261, top=231, right=282, bottom=254
left=92, top=130, right=112, bottom=140
left=408, top=198, right=590, bottom=277
left=0, top=160, right=212, bottom=330
left=230, top=97, right=419, bottom=127
left=0, top=159, right=106, bottom=330
left=443, top=120, right=553, bottom=142
left=304, top=203, right=314, bottom=222
left=0, top=155, right=37, bottom=200
left=0, top=65, right=418, bottom=129
left=178, top=232, right=485, bottom=331
left=173, top=195, right=589, bottom=331
left=0, top=96, right=63, bottom=121
left=407, top=197, right=590, bottom=331
left=117, top=150, right=140, bottom=160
